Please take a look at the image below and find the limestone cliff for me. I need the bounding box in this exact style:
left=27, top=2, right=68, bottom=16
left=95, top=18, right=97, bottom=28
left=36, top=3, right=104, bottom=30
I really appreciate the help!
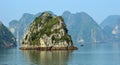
left=0, top=21, right=16, bottom=48
left=20, top=12, right=77, bottom=50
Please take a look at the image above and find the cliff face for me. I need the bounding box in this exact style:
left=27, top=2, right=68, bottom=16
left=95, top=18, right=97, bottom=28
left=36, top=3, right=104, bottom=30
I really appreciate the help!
left=9, top=11, right=53, bottom=45
left=21, top=12, right=77, bottom=50
left=62, top=11, right=107, bottom=43
left=100, top=15, right=120, bottom=41
left=0, top=21, right=16, bottom=48
left=9, top=13, right=35, bottom=44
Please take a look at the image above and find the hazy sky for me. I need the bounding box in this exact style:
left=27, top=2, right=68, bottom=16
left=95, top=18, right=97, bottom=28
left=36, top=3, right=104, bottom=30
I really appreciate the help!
left=0, top=0, right=120, bottom=26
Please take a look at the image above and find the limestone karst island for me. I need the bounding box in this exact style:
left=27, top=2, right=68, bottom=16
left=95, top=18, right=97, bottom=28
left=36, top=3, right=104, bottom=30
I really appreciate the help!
left=20, top=12, right=77, bottom=50
left=0, top=21, right=16, bottom=48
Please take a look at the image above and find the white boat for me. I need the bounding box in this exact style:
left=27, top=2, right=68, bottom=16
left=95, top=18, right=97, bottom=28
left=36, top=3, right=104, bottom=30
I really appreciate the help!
left=78, top=38, right=84, bottom=43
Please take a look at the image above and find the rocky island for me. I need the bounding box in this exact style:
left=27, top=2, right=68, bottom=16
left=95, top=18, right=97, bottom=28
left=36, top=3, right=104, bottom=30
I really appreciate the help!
left=0, top=21, right=16, bottom=48
left=20, top=12, right=77, bottom=50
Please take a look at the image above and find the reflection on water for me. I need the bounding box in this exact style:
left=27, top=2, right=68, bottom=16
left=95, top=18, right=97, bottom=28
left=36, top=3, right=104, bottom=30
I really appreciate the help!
left=22, top=50, right=72, bottom=65
left=0, top=42, right=120, bottom=65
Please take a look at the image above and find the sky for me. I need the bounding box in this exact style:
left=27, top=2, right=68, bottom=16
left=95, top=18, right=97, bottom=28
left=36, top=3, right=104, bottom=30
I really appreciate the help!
left=0, top=0, right=120, bottom=26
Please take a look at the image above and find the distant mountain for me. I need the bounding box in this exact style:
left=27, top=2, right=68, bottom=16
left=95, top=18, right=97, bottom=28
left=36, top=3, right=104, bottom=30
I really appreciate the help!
left=9, top=20, right=19, bottom=37
left=62, top=11, right=106, bottom=43
left=100, top=15, right=120, bottom=41
left=9, top=11, right=107, bottom=45
left=0, top=21, right=16, bottom=48
left=9, top=13, right=35, bottom=44
left=62, top=11, right=81, bottom=42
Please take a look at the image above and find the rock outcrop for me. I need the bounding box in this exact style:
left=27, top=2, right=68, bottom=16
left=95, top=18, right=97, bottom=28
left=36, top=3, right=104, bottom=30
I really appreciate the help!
left=100, top=15, right=120, bottom=41
left=20, top=12, right=77, bottom=50
left=0, top=21, right=16, bottom=48
left=9, top=11, right=54, bottom=45
left=9, top=13, right=35, bottom=44
left=62, top=11, right=107, bottom=43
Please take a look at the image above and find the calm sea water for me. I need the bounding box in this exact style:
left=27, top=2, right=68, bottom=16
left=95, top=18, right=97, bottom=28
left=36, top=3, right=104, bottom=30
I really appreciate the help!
left=0, top=42, right=120, bottom=65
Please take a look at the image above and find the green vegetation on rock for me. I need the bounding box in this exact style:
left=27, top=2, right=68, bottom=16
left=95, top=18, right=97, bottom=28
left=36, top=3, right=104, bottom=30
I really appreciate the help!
left=22, top=12, right=74, bottom=48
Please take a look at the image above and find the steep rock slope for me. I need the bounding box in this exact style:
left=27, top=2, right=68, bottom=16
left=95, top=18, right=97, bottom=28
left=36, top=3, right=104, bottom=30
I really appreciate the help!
left=0, top=21, right=16, bottom=48
left=62, top=11, right=106, bottom=43
left=9, top=11, right=54, bottom=45
left=9, top=13, right=35, bottom=44
left=21, top=12, right=77, bottom=50
left=100, top=15, right=120, bottom=41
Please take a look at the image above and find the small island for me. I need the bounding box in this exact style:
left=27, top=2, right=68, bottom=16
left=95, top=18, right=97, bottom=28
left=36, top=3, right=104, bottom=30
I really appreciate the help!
left=20, top=12, right=77, bottom=50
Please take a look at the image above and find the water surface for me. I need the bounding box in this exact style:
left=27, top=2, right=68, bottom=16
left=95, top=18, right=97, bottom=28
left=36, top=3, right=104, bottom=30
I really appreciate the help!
left=0, top=42, right=120, bottom=65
